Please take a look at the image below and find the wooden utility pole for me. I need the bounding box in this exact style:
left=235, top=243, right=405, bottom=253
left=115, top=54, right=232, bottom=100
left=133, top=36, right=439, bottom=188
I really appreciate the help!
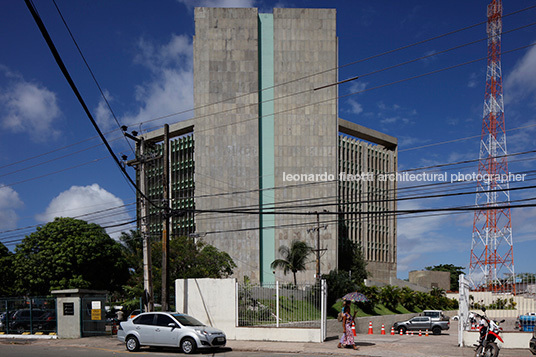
left=161, top=124, right=170, bottom=311
left=139, top=138, right=154, bottom=312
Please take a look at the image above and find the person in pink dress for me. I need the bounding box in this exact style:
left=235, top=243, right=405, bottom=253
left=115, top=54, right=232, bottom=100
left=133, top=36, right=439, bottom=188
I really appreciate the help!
left=338, top=305, right=358, bottom=350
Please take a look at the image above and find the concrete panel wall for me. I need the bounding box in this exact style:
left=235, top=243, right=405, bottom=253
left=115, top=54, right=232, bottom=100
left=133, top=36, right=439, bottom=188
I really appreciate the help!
left=193, top=7, right=262, bottom=281
left=272, top=8, right=339, bottom=283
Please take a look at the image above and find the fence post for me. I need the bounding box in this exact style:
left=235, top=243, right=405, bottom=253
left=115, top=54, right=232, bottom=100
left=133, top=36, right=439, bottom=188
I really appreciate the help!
left=276, top=281, right=279, bottom=328
left=458, top=273, right=470, bottom=347
left=235, top=281, right=238, bottom=327
left=321, top=279, right=326, bottom=342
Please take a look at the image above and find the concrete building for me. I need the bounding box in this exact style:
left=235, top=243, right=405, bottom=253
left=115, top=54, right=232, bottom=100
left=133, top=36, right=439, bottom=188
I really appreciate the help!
left=409, top=270, right=451, bottom=291
left=138, top=7, right=398, bottom=284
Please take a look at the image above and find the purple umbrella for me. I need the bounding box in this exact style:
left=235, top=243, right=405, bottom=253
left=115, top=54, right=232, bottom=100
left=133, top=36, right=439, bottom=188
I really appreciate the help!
left=341, top=291, right=369, bottom=302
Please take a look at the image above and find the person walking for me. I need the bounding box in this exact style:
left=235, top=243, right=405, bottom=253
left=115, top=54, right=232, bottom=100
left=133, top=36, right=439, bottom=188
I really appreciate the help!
left=338, top=305, right=358, bottom=350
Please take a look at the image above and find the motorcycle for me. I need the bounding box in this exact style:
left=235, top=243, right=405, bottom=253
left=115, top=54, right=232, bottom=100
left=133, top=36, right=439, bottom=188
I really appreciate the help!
left=474, top=308, right=505, bottom=357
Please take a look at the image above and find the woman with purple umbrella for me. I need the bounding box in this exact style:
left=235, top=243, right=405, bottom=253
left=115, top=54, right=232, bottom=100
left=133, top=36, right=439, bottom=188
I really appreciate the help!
left=338, top=304, right=358, bottom=350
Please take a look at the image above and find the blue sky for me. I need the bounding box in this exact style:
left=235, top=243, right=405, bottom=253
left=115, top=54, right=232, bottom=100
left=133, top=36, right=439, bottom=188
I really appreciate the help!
left=0, top=0, right=535, bottom=280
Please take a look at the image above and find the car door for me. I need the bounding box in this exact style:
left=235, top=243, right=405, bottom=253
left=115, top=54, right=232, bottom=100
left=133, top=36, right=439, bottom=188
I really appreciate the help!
left=413, top=317, right=429, bottom=330
left=153, top=314, right=180, bottom=347
left=131, top=313, right=156, bottom=345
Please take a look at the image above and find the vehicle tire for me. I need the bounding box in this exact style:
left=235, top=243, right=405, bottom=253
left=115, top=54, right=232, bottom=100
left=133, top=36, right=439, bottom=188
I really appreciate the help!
left=397, top=326, right=406, bottom=335
left=125, top=335, right=140, bottom=352
left=181, top=337, right=197, bottom=355
left=485, top=343, right=499, bottom=357
left=432, top=326, right=441, bottom=335
left=474, top=344, right=498, bottom=357
left=474, top=345, right=483, bottom=357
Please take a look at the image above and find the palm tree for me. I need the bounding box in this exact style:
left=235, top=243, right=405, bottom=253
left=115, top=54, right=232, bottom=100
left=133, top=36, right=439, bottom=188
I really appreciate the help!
left=270, top=240, right=313, bottom=286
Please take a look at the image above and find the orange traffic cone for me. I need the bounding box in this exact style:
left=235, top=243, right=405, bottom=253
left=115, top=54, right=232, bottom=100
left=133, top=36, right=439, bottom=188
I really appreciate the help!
left=406, top=329, right=409, bottom=336
left=411, top=331, right=414, bottom=336
left=425, top=329, right=429, bottom=337
left=399, top=328, right=403, bottom=335
left=368, top=321, right=373, bottom=334
left=352, top=322, right=357, bottom=336
left=391, top=326, right=395, bottom=335
left=419, top=329, right=422, bottom=337
left=381, top=324, right=386, bottom=335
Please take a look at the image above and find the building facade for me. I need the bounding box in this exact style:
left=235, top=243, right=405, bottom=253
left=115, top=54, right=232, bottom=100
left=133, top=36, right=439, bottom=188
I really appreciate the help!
left=138, top=7, right=397, bottom=284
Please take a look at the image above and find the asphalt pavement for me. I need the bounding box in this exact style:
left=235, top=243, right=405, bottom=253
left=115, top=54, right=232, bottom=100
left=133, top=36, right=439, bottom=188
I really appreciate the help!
left=0, top=325, right=533, bottom=356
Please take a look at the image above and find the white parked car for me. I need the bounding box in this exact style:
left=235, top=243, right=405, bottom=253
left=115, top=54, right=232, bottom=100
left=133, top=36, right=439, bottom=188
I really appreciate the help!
left=117, top=311, right=226, bottom=354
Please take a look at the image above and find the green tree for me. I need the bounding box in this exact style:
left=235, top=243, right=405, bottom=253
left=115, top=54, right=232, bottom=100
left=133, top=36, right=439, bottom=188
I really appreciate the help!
left=322, top=270, right=358, bottom=308
left=338, top=236, right=368, bottom=283
left=0, top=242, right=15, bottom=296
left=12, top=217, right=129, bottom=296
left=270, top=240, right=313, bottom=286
left=425, top=263, right=465, bottom=291
left=379, top=285, right=401, bottom=311
left=120, top=232, right=236, bottom=304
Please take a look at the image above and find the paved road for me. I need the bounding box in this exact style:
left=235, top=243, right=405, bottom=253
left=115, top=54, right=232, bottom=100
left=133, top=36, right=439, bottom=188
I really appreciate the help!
left=0, top=342, right=296, bottom=357
left=0, top=322, right=533, bottom=357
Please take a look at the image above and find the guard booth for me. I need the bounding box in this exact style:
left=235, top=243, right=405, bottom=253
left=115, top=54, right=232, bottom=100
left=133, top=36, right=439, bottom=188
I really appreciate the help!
left=51, top=289, right=107, bottom=338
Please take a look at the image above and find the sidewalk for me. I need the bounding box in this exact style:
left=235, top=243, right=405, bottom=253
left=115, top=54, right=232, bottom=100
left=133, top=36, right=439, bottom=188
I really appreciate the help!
left=1, top=333, right=530, bottom=356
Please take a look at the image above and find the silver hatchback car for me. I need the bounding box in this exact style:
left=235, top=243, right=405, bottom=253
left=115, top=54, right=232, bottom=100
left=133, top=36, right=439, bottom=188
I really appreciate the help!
left=117, top=312, right=226, bottom=354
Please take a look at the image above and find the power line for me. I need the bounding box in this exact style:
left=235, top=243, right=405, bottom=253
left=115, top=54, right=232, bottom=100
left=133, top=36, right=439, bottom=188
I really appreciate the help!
left=24, top=0, right=158, bottom=209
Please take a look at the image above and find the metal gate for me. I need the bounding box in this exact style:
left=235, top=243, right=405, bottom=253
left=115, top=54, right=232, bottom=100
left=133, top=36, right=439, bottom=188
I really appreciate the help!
left=80, top=295, right=107, bottom=337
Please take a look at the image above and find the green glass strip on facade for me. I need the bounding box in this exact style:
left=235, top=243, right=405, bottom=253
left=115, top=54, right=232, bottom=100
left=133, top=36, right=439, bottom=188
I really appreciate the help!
left=258, top=13, right=275, bottom=284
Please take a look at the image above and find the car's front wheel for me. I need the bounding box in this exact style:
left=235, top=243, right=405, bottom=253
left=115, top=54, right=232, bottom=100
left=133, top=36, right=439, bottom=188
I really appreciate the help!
left=181, top=337, right=197, bottom=354
left=125, top=335, right=140, bottom=352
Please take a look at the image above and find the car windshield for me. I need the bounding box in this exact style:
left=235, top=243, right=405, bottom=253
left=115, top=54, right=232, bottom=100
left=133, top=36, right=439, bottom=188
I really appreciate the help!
left=172, top=314, right=204, bottom=326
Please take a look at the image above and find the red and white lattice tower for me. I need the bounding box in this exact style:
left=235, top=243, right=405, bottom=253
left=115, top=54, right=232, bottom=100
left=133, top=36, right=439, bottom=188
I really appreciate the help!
left=469, top=0, right=515, bottom=293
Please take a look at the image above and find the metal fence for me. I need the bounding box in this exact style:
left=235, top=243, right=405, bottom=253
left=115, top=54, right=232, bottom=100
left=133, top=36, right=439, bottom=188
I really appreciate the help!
left=237, top=280, right=326, bottom=331
left=0, top=297, right=57, bottom=335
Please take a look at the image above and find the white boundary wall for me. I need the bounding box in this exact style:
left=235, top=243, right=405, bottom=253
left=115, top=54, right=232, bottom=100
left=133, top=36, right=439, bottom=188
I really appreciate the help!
left=175, top=278, right=322, bottom=343
left=462, top=331, right=533, bottom=349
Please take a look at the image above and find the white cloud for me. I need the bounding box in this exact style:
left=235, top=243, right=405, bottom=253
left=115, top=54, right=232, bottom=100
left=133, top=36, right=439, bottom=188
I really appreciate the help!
left=99, top=34, right=195, bottom=131
left=0, top=185, right=24, bottom=230
left=0, top=69, right=61, bottom=142
left=505, top=45, right=536, bottom=105
left=467, top=72, right=478, bottom=88
left=36, top=184, right=132, bottom=239
left=348, top=81, right=367, bottom=94
left=346, top=98, right=363, bottom=115
left=177, top=0, right=256, bottom=11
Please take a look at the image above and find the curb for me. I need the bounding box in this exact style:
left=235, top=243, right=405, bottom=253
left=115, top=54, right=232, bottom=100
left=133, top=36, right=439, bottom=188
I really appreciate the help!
left=0, top=334, right=57, bottom=340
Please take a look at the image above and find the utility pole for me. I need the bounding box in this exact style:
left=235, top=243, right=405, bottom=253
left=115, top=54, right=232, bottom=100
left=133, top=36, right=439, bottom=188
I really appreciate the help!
left=161, top=124, right=170, bottom=311
left=309, top=210, right=328, bottom=279
left=125, top=130, right=158, bottom=313
left=139, top=138, right=154, bottom=312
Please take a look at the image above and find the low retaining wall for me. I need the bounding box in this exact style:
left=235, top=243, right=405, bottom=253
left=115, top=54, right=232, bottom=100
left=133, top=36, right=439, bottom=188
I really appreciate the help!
left=463, top=330, right=533, bottom=349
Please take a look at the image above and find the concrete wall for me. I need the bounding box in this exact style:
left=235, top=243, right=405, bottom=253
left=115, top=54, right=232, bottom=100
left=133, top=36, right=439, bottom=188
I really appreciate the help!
left=447, top=291, right=536, bottom=317
left=175, top=278, right=322, bottom=342
left=192, top=7, right=339, bottom=284
left=409, top=270, right=450, bottom=291
left=55, top=296, right=81, bottom=338
left=193, top=7, right=263, bottom=282
left=272, top=8, right=339, bottom=284
left=463, top=330, right=533, bottom=349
